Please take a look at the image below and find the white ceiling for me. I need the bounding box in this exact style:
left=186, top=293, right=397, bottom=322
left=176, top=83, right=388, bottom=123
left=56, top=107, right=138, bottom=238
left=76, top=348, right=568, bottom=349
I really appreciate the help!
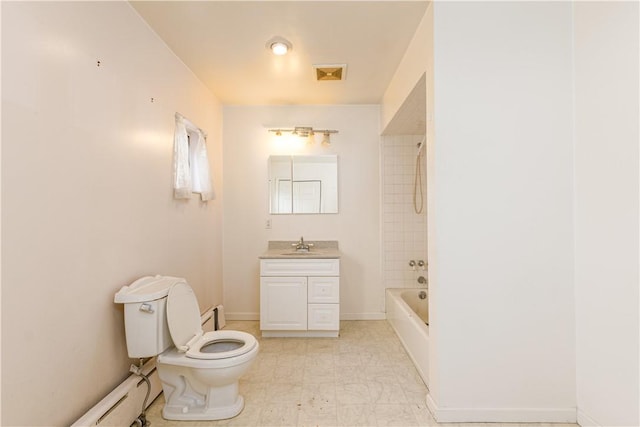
left=130, top=1, right=428, bottom=105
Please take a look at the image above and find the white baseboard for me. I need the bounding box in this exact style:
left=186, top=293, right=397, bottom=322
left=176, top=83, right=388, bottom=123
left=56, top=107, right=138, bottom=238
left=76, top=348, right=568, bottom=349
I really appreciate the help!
left=72, top=360, right=162, bottom=426
left=225, top=312, right=387, bottom=321
left=426, top=394, right=577, bottom=423
left=577, top=409, right=601, bottom=427
left=340, top=312, right=386, bottom=320
left=73, top=310, right=214, bottom=426
left=225, top=312, right=259, bottom=321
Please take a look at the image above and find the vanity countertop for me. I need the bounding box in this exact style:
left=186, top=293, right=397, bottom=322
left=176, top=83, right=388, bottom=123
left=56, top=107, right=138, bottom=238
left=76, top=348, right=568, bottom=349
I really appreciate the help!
left=259, top=240, right=341, bottom=259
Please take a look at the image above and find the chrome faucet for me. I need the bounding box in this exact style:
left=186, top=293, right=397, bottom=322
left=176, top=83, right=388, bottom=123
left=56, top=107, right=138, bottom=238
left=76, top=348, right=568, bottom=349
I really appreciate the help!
left=292, top=236, right=313, bottom=252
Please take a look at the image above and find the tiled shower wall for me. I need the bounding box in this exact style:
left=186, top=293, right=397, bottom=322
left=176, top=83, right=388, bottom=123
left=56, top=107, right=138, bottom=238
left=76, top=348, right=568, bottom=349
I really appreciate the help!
left=381, top=135, right=428, bottom=288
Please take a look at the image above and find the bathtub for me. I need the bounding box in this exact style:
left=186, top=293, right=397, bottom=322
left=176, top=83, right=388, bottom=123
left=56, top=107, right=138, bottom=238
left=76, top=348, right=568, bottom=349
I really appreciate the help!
left=385, top=288, right=429, bottom=387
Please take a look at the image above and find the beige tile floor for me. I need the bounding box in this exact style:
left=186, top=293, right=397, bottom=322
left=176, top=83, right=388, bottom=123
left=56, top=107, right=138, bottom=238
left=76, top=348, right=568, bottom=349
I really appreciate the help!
left=146, top=320, right=579, bottom=427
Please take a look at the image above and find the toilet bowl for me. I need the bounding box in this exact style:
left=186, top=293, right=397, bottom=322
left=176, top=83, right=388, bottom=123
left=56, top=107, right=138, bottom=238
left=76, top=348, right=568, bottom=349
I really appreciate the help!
left=157, top=331, right=258, bottom=420
left=114, top=276, right=259, bottom=421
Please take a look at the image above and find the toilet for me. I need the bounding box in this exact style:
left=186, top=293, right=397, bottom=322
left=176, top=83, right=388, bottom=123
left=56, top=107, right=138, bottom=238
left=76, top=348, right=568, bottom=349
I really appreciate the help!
left=114, top=275, right=259, bottom=421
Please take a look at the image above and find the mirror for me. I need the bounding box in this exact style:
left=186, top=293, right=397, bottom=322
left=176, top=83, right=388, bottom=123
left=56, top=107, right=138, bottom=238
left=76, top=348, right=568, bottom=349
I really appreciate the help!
left=269, top=155, right=338, bottom=214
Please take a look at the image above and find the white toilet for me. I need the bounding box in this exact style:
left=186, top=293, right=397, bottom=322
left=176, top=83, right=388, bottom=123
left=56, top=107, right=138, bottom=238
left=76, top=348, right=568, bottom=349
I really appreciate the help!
left=114, top=275, right=259, bottom=421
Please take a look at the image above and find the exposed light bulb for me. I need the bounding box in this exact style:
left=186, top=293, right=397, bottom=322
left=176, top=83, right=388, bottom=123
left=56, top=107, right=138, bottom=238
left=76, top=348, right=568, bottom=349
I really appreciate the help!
left=266, top=37, right=292, bottom=56
left=322, top=132, right=331, bottom=146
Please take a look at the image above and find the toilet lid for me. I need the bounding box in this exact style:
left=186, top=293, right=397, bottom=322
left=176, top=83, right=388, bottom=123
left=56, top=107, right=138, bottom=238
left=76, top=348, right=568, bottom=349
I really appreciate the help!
left=166, top=282, right=202, bottom=351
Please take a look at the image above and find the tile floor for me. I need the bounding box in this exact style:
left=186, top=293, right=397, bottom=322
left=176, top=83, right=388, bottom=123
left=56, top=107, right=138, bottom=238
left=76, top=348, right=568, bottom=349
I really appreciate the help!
left=146, top=320, right=579, bottom=427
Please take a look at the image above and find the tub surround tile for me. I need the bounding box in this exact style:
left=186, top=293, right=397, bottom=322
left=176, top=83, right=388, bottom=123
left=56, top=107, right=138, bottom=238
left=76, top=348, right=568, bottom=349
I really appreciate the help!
left=381, top=135, right=428, bottom=290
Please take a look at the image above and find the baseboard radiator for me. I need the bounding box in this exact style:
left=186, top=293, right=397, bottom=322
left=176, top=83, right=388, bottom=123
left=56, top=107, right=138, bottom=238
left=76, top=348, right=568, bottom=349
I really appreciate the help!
left=72, top=306, right=221, bottom=426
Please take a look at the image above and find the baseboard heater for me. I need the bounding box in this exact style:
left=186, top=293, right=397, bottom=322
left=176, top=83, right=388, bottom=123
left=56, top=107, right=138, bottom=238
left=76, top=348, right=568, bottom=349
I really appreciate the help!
left=72, top=306, right=221, bottom=426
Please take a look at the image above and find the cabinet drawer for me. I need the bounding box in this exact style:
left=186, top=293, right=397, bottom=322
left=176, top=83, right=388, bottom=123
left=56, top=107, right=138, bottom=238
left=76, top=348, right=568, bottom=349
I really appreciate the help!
left=308, top=277, right=339, bottom=303
left=260, top=259, right=339, bottom=276
left=308, top=304, right=340, bottom=330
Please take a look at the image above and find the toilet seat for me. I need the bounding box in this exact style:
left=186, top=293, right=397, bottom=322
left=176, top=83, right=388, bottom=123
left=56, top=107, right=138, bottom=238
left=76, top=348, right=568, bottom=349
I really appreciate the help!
left=166, top=282, right=257, bottom=360
left=186, top=330, right=257, bottom=360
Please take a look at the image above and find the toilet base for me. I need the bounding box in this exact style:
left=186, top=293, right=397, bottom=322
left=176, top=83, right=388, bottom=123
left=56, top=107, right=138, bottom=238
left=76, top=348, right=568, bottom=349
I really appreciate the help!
left=162, top=395, right=244, bottom=421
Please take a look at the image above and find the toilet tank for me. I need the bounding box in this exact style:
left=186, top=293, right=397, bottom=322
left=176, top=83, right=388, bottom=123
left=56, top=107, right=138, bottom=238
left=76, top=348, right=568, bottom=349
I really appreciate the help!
left=114, top=276, right=186, bottom=358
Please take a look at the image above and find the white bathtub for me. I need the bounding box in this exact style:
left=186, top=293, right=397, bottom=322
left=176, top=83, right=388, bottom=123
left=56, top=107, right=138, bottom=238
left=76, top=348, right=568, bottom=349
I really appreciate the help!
left=386, top=288, right=429, bottom=387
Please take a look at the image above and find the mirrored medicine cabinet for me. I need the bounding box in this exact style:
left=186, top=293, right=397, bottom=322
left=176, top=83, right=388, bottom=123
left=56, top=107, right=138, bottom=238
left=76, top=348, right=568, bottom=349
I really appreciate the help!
left=268, top=155, right=338, bottom=214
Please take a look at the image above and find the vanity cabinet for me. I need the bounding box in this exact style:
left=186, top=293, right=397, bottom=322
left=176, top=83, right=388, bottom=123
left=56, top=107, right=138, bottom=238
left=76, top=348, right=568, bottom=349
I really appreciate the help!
left=260, top=258, right=340, bottom=337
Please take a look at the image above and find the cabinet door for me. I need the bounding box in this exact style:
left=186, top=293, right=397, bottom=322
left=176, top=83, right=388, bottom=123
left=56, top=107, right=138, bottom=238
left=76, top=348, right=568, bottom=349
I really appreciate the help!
left=308, top=304, right=340, bottom=330
left=260, top=277, right=307, bottom=330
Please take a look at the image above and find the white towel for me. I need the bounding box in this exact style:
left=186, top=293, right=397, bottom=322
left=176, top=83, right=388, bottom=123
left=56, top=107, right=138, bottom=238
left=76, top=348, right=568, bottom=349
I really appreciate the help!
left=173, top=114, right=192, bottom=199
left=173, top=112, right=215, bottom=201
left=189, top=130, right=215, bottom=201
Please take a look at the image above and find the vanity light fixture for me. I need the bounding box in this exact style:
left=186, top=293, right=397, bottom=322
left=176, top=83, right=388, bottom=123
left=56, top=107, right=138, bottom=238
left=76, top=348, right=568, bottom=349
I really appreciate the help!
left=292, top=127, right=312, bottom=138
left=266, top=37, right=292, bottom=56
left=268, top=127, right=338, bottom=145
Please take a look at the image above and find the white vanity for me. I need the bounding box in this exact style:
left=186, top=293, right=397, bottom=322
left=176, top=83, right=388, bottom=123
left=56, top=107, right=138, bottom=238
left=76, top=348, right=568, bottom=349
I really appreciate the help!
left=259, top=241, right=340, bottom=337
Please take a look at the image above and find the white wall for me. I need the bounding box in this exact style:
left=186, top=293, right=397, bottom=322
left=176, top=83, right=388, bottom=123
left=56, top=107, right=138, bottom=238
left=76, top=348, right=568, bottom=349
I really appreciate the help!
left=574, top=2, right=640, bottom=426
left=222, top=105, right=382, bottom=320
left=1, top=3, right=223, bottom=425
left=427, top=2, right=576, bottom=422
left=381, top=3, right=431, bottom=133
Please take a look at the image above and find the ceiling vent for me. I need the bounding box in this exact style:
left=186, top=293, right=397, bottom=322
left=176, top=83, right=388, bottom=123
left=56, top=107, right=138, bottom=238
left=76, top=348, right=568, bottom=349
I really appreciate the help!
left=313, top=64, right=347, bottom=81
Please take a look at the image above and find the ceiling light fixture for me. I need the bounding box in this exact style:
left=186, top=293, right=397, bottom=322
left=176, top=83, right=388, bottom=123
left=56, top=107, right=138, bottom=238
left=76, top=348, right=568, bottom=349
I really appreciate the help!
left=266, top=37, right=292, bottom=56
